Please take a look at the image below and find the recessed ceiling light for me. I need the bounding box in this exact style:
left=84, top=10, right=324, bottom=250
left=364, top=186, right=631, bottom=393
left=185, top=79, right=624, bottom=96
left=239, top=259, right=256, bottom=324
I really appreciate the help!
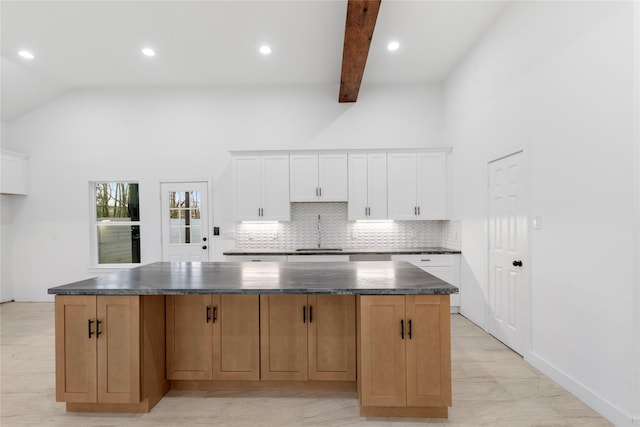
left=141, top=47, right=156, bottom=57
left=259, top=45, right=272, bottom=55
left=387, top=41, right=400, bottom=52
left=18, top=50, right=35, bottom=59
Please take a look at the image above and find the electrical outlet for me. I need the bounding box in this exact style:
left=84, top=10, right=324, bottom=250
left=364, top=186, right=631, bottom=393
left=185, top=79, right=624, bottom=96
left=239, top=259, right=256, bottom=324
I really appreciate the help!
left=351, top=231, right=358, bottom=240
left=271, top=231, right=278, bottom=240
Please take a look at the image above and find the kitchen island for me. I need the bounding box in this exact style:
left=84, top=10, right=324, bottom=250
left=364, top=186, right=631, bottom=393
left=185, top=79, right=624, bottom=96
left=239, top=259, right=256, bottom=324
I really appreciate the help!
left=49, top=261, right=457, bottom=418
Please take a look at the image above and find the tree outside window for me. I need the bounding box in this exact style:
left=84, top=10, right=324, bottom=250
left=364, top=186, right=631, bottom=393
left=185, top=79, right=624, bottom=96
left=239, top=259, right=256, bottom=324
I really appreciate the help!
left=94, top=182, right=141, bottom=264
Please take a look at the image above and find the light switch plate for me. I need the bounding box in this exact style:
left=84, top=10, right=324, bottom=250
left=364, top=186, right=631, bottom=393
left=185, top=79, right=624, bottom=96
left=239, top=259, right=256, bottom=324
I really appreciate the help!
left=533, top=216, right=542, bottom=230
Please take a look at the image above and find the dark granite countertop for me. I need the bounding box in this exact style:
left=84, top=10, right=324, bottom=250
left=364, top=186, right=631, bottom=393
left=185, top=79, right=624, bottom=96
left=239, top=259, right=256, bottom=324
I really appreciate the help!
left=224, top=247, right=461, bottom=256
left=48, top=261, right=458, bottom=296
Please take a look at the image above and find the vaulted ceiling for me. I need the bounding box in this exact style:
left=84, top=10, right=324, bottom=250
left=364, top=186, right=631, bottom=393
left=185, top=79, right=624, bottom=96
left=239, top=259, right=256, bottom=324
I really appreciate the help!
left=1, top=1, right=507, bottom=122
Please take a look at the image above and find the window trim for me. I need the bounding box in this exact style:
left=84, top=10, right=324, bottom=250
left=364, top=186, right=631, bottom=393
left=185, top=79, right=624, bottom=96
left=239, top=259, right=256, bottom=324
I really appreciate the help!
left=89, top=181, right=141, bottom=268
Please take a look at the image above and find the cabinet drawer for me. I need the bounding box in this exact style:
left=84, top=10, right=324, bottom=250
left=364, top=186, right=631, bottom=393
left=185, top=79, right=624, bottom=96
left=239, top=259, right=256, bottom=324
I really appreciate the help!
left=391, top=254, right=455, bottom=267
left=226, top=255, right=287, bottom=262
left=287, top=255, right=350, bottom=262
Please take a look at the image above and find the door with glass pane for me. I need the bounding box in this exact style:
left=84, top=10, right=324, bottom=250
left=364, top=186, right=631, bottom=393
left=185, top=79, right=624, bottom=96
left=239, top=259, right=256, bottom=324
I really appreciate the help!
left=161, top=182, right=210, bottom=262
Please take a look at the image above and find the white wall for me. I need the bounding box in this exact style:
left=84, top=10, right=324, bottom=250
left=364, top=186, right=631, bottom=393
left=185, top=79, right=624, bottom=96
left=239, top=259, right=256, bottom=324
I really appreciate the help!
left=1, top=121, right=15, bottom=302
left=633, top=0, right=640, bottom=421
left=444, top=1, right=638, bottom=425
left=2, top=83, right=443, bottom=302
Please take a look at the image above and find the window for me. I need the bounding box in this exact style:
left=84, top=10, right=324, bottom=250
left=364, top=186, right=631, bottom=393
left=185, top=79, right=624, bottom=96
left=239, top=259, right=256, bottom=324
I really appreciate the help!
left=92, top=182, right=141, bottom=265
left=168, top=190, right=202, bottom=244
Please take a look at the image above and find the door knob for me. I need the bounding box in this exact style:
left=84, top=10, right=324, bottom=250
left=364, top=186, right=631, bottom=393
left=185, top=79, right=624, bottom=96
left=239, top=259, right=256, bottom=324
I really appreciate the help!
left=512, top=260, right=523, bottom=267
left=202, top=245, right=208, bottom=250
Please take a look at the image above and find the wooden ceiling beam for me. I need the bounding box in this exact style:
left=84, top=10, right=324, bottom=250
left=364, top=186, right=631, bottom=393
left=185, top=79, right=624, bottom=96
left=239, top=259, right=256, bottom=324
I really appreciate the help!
left=339, top=0, right=381, bottom=103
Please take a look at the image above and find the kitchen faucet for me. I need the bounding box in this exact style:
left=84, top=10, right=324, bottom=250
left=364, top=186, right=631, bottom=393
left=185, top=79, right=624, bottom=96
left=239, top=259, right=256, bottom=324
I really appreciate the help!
left=317, top=214, right=321, bottom=249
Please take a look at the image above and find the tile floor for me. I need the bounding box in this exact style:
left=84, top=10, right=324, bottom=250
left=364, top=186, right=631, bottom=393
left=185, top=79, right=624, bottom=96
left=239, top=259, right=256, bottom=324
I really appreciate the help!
left=0, top=302, right=611, bottom=426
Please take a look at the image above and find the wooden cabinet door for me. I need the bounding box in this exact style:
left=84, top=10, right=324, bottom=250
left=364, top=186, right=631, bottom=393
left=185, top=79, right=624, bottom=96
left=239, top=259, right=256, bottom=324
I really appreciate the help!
left=308, top=295, right=356, bottom=381
left=359, top=296, right=407, bottom=407
left=166, top=295, right=213, bottom=380
left=55, top=295, right=141, bottom=404
left=405, top=295, right=451, bottom=408
left=96, top=296, right=140, bottom=404
left=260, top=295, right=308, bottom=380
left=387, top=153, right=417, bottom=220
left=55, top=295, right=98, bottom=403
left=213, top=295, right=260, bottom=380
left=416, top=152, right=447, bottom=219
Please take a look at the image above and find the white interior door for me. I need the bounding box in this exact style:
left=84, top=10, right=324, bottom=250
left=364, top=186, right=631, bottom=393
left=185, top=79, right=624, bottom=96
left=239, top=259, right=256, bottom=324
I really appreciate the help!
left=488, top=152, right=528, bottom=355
left=161, top=182, right=209, bottom=262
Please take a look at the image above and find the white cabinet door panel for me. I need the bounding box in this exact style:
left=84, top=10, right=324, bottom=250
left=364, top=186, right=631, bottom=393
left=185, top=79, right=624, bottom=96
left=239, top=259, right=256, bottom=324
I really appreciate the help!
left=318, top=154, right=348, bottom=201
left=348, top=154, right=369, bottom=220
left=262, top=156, right=290, bottom=221
left=367, top=153, right=388, bottom=220
left=234, top=157, right=262, bottom=221
left=417, top=152, right=447, bottom=219
left=290, top=155, right=319, bottom=202
left=387, top=153, right=417, bottom=220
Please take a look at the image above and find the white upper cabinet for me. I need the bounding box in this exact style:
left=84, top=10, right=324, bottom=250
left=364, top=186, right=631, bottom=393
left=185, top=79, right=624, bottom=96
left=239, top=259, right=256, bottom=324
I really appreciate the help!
left=416, top=152, right=447, bottom=219
left=348, top=153, right=387, bottom=220
left=290, top=154, right=347, bottom=202
left=1, top=150, right=29, bottom=195
left=233, top=155, right=290, bottom=221
left=289, top=154, right=318, bottom=202
left=387, top=152, right=448, bottom=220
left=387, top=153, right=418, bottom=220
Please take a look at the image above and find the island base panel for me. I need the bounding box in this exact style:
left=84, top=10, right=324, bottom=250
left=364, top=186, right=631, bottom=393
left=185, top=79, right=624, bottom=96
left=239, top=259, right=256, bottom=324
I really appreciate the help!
left=66, top=399, right=152, bottom=413
left=170, top=380, right=357, bottom=392
left=360, top=406, right=448, bottom=418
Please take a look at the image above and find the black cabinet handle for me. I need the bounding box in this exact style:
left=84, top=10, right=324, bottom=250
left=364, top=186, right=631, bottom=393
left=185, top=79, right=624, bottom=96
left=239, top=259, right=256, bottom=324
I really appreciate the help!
left=414, top=206, right=417, bottom=215
left=303, top=306, right=306, bottom=323
left=401, top=319, right=404, bottom=340
left=513, top=260, right=523, bottom=267
left=309, top=306, right=313, bottom=323
left=88, top=319, right=94, bottom=339
left=417, top=206, right=420, bottom=215
left=206, top=306, right=211, bottom=323
left=202, top=245, right=207, bottom=250
left=408, top=319, right=412, bottom=340
left=96, top=320, right=102, bottom=338
left=202, top=237, right=207, bottom=242
left=319, top=188, right=322, bottom=197
left=213, top=305, right=217, bottom=323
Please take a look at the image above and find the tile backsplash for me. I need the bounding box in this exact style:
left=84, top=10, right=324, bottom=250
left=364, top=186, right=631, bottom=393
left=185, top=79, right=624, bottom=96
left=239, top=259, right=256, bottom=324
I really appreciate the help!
left=236, top=203, right=460, bottom=250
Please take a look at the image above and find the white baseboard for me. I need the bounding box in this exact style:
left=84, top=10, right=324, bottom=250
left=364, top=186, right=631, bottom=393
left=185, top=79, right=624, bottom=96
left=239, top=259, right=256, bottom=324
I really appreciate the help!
left=526, top=352, right=639, bottom=427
